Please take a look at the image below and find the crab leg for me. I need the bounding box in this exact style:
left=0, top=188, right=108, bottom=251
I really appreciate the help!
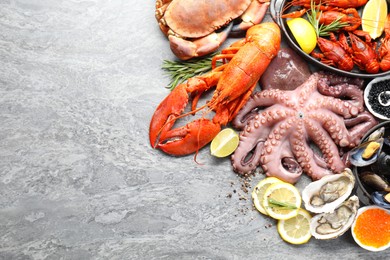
left=168, top=23, right=233, bottom=61
left=231, top=0, right=270, bottom=34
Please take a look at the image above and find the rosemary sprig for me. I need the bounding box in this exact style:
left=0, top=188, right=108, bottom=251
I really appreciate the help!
left=306, top=0, right=350, bottom=37
left=162, top=52, right=221, bottom=90
left=268, top=198, right=298, bottom=210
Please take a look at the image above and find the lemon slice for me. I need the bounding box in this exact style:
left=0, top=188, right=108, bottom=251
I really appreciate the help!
left=210, top=128, right=239, bottom=157
left=287, top=18, right=317, bottom=54
left=277, top=208, right=312, bottom=245
left=252, top=177, right=283, bottom=215
left=362, top=0, right=388, bottom=39
left=263, top=182, right=301, bottom=220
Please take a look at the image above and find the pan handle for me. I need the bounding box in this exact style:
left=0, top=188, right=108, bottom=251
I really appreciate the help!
left=269, top=0, right=284, bottom=26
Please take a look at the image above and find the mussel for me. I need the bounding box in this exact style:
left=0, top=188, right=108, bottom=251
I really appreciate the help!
left=371, top=151, right=390, bottom=176
left=349, top=138, right=384, bottom=167
left=371, top=191, right=390, bottom=209
left=360, top=171, right=390, bottom=192
left=349, top=127, right=385, bottom=167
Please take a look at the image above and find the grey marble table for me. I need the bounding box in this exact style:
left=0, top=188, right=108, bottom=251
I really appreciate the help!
left=0, top=1, right=388, bottom=259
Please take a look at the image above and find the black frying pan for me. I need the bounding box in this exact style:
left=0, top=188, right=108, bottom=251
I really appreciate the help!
left=269, top=0, right=390, bottom=79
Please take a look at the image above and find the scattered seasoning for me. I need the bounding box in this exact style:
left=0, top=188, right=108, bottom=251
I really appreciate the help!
left=264, top=223, right=273, bottom=229
left=368, top=80, right=390, bottom=118
left=353, top=208, right=390, bottom=248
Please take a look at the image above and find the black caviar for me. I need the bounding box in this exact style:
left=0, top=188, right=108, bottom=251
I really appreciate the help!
left=367, top=80, right=390, bottom=119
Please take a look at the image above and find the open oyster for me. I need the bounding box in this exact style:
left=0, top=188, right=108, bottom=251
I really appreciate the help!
left=310, top=195, right=359, bottom=240
left=302, top=168, right=355, bottom=214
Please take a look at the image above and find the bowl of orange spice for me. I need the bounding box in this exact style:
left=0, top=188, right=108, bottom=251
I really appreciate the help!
left=351, top=205, right=390, bottom=251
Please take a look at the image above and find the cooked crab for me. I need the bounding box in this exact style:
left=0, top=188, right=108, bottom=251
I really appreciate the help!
left=155, top=0, right=270, bottom=60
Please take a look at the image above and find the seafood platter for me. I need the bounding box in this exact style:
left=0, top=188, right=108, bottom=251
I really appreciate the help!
left=271, top=0, right=390, bottom=78
left=152, top=0, right=390, bottom=251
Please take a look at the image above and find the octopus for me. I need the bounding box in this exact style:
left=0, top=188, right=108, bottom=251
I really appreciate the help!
left=231, top=72, right=378, bottom=184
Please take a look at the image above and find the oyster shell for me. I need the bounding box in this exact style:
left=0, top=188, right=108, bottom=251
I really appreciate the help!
left=310, top=195, right=359, bottom=240
left=302, top=168, right=355, bottom=214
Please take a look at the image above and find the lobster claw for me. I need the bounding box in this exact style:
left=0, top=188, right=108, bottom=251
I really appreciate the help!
left=149, top=83, right=189, bottom=149
left=149, top=82, right=221, bottom=156
left=156, top=118, right=221, bottom=156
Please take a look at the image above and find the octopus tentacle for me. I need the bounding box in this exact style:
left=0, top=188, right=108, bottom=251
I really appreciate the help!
left=232, top=106, right=294, bottom=175
left=232, top=89, right=290, bottom=129
left=317, top=79, right=364, bottom=111
left=304, top=119, right=345, bottom=177
left=317, top=71, right=364, bottom=88
left=309, top=93, right=360, bottom=118
left=290, top=131, right=334, bottom=182
left=308, top=109, right=353, bottom=148
left=343, top=111, right=378, bottom=147
left=261, top=118, right=303, bottom=183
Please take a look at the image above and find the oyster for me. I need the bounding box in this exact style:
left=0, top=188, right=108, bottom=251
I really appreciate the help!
left=302, top=168, right=355, bottom=214
left=310, top=195, right=359, bottom=240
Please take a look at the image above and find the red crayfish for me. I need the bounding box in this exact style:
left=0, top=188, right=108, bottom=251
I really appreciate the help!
left=149, top=22, right=281, bottom=156
left=312, top=31, right=380, bottom=73
left=284, top=0, right=367, bottom=10
left=311, top=33, right=354, bottom=71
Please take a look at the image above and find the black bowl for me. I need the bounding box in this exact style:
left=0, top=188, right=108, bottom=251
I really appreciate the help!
left=352, top=121, right=390, bottom=207
left=270, top=0, right=390, bottom=79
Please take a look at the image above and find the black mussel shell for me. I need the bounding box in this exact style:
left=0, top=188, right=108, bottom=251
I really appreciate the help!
left=360, top=171, right=390, bottom=192
left=371, top=191, right=390, bottom=209
left=371, top=152, right=390, bottom=176
left=349, top=138, right=384, bottom=167
left=385, top=136, right=390, bottom=147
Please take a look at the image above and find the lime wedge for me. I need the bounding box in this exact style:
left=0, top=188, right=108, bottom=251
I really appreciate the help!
left=210, top=128, right=239, bottom=157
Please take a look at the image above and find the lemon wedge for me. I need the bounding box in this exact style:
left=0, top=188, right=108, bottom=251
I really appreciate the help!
left=277, top=208, right=312, bottom=245
left=252, top=177, right=283, bottom=215
left=287, top=18, right=317, bottom=54
left=210, top=128, right=239, bottom=157
left=262, top=182, right=302, bottom=220
left=362, top=0, right=388, bottom=39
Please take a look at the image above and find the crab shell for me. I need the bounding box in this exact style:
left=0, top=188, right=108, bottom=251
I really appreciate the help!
left=302, top=168, right=355, bottom=214
left=157, top=0, right=252, bottom=38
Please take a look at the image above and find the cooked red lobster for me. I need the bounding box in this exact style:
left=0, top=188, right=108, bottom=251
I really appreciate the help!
left=149, top=22, right=281, bottom=156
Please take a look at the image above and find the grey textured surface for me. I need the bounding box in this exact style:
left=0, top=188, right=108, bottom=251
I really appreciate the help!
left=0, top=1, right=388, bottom=259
